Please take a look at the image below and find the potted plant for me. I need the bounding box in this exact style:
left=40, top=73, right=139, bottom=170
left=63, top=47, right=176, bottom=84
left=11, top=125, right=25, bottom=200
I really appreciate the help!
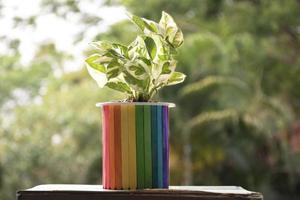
left=85, top=11, right=185, bottom=190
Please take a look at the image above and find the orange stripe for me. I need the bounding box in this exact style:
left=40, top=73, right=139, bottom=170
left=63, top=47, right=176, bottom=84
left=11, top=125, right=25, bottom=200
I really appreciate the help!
left=114, top=105, right=122, bottom=189
left=121, top=105, right=130, bottom=189
left=108, top=105, right=115, bottom=189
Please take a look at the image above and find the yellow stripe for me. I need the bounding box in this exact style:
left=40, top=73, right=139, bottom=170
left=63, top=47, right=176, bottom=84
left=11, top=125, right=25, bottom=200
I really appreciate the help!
left=121, top=105, right=129, bottom=189
left=128, top=105, right=137, bottom=189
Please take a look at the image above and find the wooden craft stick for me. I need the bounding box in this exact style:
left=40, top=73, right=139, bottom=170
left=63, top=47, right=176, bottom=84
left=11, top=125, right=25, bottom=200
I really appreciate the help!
left=102, top=105, right=108, bottom=188
left=121, top=105, right=129, bottom=189
left=151, top=106, right=158, bottom=188
left=128, top=105, right=137, bottom=189
left=157, top=106, right=163, bottom=188
left=162, top=106, right=169, bottom=188
left=108, top=105, right=115, bottom=189
left=144, top=105, right=152, bottom=188
left=114, top=105, right=122, bottom=189
left=136, top=105, right=145, bottom=189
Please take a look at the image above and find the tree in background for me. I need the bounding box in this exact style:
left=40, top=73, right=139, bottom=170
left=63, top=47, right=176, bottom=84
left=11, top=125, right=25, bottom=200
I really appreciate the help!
left=108, top=0, right=300, bottom=199
left=0, top=0, right=299, bottom=200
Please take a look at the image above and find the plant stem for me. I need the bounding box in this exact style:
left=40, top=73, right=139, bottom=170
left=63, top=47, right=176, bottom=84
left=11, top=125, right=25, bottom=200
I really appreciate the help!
left=149, top=83, right=164, bottom=99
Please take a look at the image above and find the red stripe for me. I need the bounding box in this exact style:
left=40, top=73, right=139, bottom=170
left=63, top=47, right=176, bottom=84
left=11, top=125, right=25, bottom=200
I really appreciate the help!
left=102, top=106, right=106, bottom=188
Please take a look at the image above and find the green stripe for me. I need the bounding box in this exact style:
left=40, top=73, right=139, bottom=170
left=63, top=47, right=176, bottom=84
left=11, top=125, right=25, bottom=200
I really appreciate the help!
left=144, top=105, right=152, bottom=188
left=157, top=106, right=163, bottom=187
left=135, top=105, right=145, bottom=188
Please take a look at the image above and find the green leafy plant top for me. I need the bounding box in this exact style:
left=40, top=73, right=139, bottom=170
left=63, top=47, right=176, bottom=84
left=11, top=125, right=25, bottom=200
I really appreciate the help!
left=85, top=11, right=185, bottom=102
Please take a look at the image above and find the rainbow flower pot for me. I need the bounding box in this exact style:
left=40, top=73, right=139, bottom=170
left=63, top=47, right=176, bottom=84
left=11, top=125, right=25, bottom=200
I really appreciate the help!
left=96, top=102, right=175, bottom=190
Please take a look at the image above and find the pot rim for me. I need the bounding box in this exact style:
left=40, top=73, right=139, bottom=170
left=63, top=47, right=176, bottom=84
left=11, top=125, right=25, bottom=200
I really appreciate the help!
left=96, top=101, right=176, bottom=108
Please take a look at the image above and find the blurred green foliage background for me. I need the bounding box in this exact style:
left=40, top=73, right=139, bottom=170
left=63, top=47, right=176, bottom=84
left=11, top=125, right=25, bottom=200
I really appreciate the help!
left=0, top=0, right=300, bottom=199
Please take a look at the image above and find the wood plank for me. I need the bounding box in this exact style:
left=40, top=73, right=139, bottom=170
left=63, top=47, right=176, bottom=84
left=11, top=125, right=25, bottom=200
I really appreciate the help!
left=17, top=184, right=263, bottom=200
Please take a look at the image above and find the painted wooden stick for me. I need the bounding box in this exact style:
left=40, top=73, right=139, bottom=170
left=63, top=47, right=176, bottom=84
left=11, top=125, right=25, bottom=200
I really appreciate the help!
left=101, top=103, right=171, bottom=189
left=144, top=106, right=152, bottom=188
left=135, top=105, right=145, bottom=189
left=151, top=106, right=158, bottom=188
left=121, top=105, right=129, bottom=189
left=102, top=105, right=108, bottom=188
left=162, top=106, right=169, bottom=188
left=128, top=105, right=137, bottom=189
left=108, top=105, right=115, bottom=189
left=157, top=106, right=163, bottom=188
left=114, top=105, right=122, bottom=189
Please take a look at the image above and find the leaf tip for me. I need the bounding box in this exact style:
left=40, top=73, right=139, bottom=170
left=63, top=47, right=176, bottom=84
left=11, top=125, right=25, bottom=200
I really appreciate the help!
left=125, top=11, right=133, bottom=19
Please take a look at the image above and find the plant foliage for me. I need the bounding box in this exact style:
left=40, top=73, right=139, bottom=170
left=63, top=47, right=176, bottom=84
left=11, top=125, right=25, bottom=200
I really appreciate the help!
left=85, top=11, right=185, bottom=102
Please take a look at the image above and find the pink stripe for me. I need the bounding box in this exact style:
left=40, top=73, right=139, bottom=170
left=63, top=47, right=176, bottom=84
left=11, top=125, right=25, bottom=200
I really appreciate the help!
left=103, top=105, right=110, bottom=188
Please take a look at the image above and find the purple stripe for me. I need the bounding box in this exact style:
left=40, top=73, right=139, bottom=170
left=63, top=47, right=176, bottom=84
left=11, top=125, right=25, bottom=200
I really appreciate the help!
left=162, top=106, right=169, bottom=188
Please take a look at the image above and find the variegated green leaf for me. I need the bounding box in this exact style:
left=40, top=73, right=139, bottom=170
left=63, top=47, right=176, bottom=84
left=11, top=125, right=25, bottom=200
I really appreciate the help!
left=123, top=71, right=149, bottom=92
left=143, top=18, right=159, bottom=33
left=106, top=81, right=132, bottom=94
left=85, top=54, right=112, bottom=88
left=144, top=36, right=157, bottom=59
left=131, top=14, right=145, bottom=31
left=166, top=71, right=186, bottom=86
left=85, top=54, right=106, bottom=73
left=106, top=59, right=122, bottom=80
left=160, top=11, right=176, bottom=24
left=90, top=41, right=112, bottom=53
left=111, top=43, right=129, bottom=58
left=155, top=36, right=170, bottom=61
left=159, top=11, right=183, bottom=48
left=136, top=57, right=152, bottom=74
left=86, top=64, right=107, bottom=88
left=128, top=36, right=148, bottom=59
left=172, top=28, right=184, bottom=47
left=105, top=49, right=124, bottom=59
left=159, top=11, right=177, bottom=33
left=156, top=60, right=177, bottom=84
left=147, top=20, right=159, bottom=33
left=86, top=11, right=185, bottom=101
left=124, top=59, right=149, bottom=80
left=161, top=61, right=171, bottom=74
left=129, top=13, right=159, bottom=34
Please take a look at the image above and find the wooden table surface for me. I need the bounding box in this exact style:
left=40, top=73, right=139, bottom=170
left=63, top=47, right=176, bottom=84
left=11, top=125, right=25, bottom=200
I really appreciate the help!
left=17, top=184, right=263, bottom=200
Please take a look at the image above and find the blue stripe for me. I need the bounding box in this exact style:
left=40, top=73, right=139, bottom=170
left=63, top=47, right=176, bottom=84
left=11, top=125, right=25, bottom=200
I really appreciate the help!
left=151, top=106, right=158, bottom=187
left=157, top=105, right=163, bottom=187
